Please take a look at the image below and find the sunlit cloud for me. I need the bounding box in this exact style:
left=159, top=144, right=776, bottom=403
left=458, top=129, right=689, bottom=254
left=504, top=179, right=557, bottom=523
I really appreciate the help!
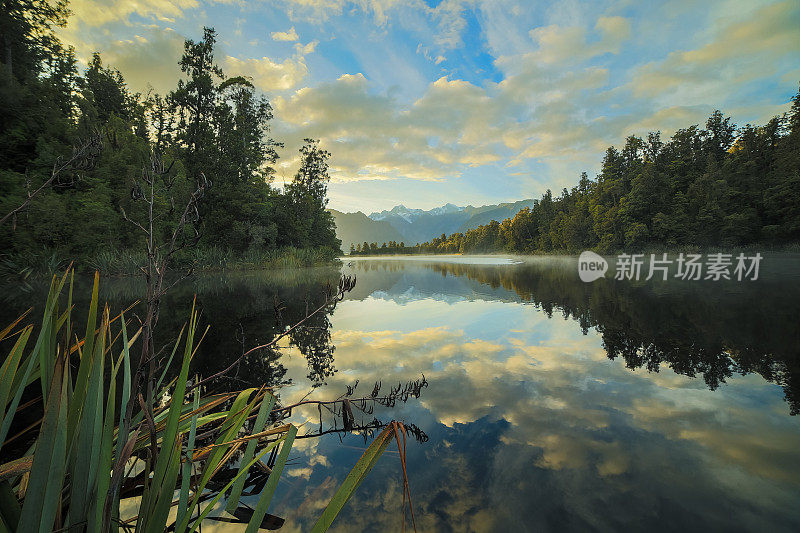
left=67, top=0, right=201, bottom=26
left=224, top=48, right=313, bottom=92
left=271, top=26, right=300, bottom=41
left=57, top=0, right=799, bottom=211
left=628, top=0, right=800, bottom=104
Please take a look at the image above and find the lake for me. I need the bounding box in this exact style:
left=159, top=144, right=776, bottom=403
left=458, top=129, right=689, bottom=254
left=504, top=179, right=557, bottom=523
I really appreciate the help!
left=3, top=254, right=799, bottom=531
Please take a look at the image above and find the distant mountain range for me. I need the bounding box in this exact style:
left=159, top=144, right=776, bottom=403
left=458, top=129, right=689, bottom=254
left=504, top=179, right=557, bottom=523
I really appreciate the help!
left=329, top=199, right=533, bottom=252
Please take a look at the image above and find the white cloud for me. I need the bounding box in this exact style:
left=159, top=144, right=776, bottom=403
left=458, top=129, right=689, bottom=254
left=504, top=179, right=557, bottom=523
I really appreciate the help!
left=59, top=24, right=187, bottom=94
left=594, top=15, right=631, bottom=54
left=295, top=40, right=318, bottom=55
left=225, top=55, right=310, bottom=92
left=273, top=72, right=505, bottom=182
left=629, top=0, right=800, bottom=105
left=277, top=0, right=473, bottom=48
left=525, top=16, right=632, bottom=66
left=225, top=39, right=319, bottom=92
left=431, top=0, right=471, bottom=49
left=271, top=26, right=300, bottom=41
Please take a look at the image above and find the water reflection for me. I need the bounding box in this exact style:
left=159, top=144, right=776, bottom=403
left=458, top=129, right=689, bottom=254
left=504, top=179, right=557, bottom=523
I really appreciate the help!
left=271, top=256, right=800, bottom=532
left=0, top=267, right=344, bottom=394
left=3, top=257, right=799, bottom=531
left=366, top=256, right=800, bottom=415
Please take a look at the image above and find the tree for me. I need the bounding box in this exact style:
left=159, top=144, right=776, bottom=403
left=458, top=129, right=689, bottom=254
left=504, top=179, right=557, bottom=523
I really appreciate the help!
left=83, top=53, right=129, bottom=121
left=704, top=110, right=736, bottom=160
left=0, top=0, right=69, bottom=79
left=415, top=96, right=800, bottom=255
left=284, top=139, right=340, bottom=251
left=171, top=27, right=222, bottom=163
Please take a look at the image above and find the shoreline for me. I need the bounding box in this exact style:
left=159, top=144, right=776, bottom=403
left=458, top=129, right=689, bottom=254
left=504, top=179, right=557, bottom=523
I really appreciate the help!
left=1, top=246, right=342, bottom=279
left=345, top=242, right=800, bottom=258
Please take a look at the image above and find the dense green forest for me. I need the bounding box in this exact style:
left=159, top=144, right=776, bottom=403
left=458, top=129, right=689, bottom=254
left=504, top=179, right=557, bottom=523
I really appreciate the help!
left=0, top=2, right=340, bottom=274
left=349, top=241, right=408, bottom=255
left=353, top=98, right=800, bottom=255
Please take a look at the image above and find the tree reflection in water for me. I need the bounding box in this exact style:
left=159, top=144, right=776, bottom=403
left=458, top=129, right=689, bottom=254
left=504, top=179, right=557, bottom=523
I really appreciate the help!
left=366, top=256, right=800, bottom=415
left=160, top=267, right=346, bottom=391
left=0, top=267, right=348, bottom=394
left=3, top=258, right=797, bottom=415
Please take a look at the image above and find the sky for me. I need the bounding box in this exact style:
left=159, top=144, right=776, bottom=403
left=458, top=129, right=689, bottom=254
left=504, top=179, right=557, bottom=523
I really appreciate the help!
left=58, top=0, right=800, bottom=213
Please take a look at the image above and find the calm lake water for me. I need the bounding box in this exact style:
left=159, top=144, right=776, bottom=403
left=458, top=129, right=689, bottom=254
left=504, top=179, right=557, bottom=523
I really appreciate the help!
left=3, top=254, right=800, bottom=531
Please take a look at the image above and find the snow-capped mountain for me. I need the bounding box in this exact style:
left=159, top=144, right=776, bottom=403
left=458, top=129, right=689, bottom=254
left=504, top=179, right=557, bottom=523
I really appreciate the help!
left=340, top=199, right=533, bottom=247
left=368, top=204, right=425, bottom=223
left=427, top=203, right=464, bottom=217
left=368, top=203, right=464, bottom=223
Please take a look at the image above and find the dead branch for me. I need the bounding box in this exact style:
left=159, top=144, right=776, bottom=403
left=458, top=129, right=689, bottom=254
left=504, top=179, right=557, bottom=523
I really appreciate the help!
left=0, top=133, right=103, bottom=227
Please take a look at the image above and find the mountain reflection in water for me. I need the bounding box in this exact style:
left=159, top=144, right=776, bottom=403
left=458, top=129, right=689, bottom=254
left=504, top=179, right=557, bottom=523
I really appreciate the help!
left=2, top=256, right=798, bottom=531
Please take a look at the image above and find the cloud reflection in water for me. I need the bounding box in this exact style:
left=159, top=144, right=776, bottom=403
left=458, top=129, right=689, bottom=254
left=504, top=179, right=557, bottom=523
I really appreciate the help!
left=264, top=257, right=800, bottom=532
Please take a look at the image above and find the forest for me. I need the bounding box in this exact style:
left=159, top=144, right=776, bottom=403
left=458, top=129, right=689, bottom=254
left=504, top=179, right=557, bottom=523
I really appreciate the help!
left=0, top=6, right=340, bottom=274
left=349, top=240, right=408, bottom=255
left=352, top=98, right=800, bottom=255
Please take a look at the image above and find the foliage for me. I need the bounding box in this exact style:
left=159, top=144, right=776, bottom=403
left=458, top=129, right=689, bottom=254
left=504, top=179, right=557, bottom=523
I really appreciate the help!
left=350, top=240, right=409, bottom=255
left=0, top=270, right=412, bottom=531
left=406, top=97, right=800, bottom=255
left=1, top=7, right=340, bottom=268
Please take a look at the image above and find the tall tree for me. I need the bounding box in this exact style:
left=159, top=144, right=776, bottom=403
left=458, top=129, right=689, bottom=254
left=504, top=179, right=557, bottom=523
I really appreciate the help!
left=0, top=0, right=69, bottom=79
left=283, top=139, right=340, bottom=251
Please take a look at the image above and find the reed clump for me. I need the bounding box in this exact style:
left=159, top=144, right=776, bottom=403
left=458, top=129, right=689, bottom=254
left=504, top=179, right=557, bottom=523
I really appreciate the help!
left=0, top=268, right=414, bottom=532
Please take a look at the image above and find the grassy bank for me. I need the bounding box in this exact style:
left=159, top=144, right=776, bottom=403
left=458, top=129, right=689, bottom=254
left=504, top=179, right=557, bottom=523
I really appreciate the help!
left=2, top=246, right=342, bottom=278
left=346, top=242, right=800, bottom=258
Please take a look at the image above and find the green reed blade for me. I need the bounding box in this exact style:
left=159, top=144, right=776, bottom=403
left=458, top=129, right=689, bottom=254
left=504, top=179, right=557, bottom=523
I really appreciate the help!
left=18, top=353, right=68, bottom=533
left=226, top=391, right=276, bottom=514
left=185, top=431, right=291, bottom=533
left=243, top=423, right=298, bottom=533
left=177, top=384, right=200, bottom=527
left=310, top=424, right=395, bottom=533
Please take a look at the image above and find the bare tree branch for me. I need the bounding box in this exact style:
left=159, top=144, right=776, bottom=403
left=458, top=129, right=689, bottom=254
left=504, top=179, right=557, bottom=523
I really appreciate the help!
left=188, top=274, right=356, bottom=392
left=0, top=134, right=103, bottom=227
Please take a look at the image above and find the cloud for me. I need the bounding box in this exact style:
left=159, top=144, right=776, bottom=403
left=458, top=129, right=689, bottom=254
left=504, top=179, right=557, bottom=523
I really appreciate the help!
left=225, top=37, right=319, bottom=93
left=431, top=0, right=470, bottom=49
left=274, top=14, right=633, bottom=187
left=277, top=0, right=472, bottom=48
left=66, top=0, right=201, bottom=26
left=279, top=0, right=419, bottom=25
left=629, top=0, right=800, bottom=103
left=524, top=16, right=631, bottom=66
left=271, top=26, right=300, bottom=41
left=273, top=72, right=504, bottom=182
left=59, top=24, right=187, bottom=94
left=225, top=54, right=310, bottom=91
left=295, top=40, right=318, bottom=55
left=272, top=294, right=800, bottom=509
left=594, top=15, right=631, bottom=53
